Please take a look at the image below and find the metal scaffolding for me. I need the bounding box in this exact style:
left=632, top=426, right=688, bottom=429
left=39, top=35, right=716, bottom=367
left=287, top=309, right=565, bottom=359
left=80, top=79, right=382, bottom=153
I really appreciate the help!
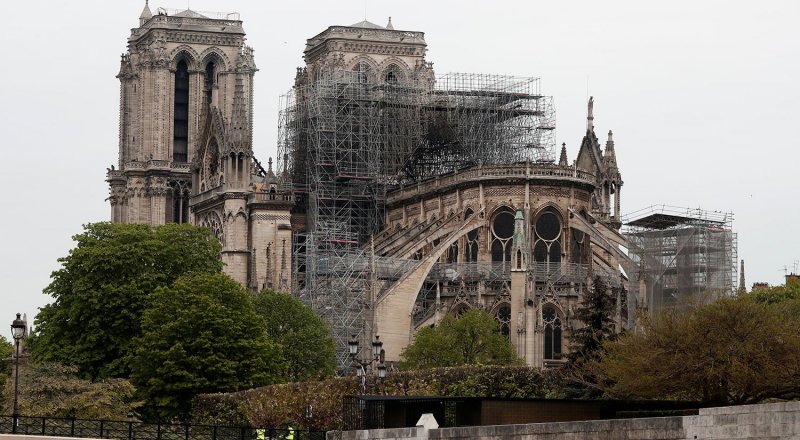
left=277, top=71, right=557, bottom=368
left=623, top=205, right=738, bottom=313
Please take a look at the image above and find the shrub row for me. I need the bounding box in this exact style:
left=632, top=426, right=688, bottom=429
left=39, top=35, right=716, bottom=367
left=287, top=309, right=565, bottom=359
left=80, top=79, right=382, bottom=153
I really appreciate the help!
left=191, top=366, right=561, bottom=430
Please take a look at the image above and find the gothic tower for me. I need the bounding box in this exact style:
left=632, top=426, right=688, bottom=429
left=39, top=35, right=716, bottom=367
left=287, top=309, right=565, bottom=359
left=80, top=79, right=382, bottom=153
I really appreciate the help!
left=107, top=2, right=256, bottom=227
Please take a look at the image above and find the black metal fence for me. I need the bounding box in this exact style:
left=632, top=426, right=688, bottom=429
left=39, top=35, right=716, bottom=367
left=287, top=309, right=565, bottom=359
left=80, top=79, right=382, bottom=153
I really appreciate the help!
left=343, top=395, right=705, bottom=431
left=342, top=396, right=476, bottom=431
left=0, top=415, right=326, bottom=440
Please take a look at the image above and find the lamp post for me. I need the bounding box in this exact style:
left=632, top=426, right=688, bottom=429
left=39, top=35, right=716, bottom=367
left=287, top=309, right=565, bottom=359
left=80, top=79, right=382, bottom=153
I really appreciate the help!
left=348, top=333, right=387, bottom=394
left=11, top=313, right=26, bottom=434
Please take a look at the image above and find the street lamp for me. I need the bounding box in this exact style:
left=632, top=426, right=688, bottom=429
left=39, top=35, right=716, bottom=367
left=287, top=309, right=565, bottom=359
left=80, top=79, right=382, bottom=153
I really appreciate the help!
left=11, top=313, right=25, bottom=434
left=349, top=333, right=388, bottom=394
left=371, top=335, right=383, bottom=360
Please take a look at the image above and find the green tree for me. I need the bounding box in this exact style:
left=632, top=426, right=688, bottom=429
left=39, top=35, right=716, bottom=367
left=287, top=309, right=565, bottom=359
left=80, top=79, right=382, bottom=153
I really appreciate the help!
left=130, top=273, right=283, bottom=420
left=1, top=362, right=138, bottom=419
left=568, top=276, right=617, bottom=364
left=32, top=222, right=223, bottom=379
left=750, top=278, right=800, bottom=304
left=400, top=309, right=520, bottom=369
left=0, top=336, right=12, bottom=410
left=599, top=295, right=800, bottom=404
left=563, top=276, right=619, bottom=398
left=252, top=289, right=336, bottom=382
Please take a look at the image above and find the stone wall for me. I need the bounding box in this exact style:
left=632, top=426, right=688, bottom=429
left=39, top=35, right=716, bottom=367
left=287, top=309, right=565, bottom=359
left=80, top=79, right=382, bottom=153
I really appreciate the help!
left=334, top=401, right=800, bottom=440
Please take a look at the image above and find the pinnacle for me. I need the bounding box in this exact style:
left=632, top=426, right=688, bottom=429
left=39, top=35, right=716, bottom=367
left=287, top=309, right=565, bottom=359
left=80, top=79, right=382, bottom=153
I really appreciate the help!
left=140, top=0, right=153, bottom=22
left=559, top=143, right=568, bottom=167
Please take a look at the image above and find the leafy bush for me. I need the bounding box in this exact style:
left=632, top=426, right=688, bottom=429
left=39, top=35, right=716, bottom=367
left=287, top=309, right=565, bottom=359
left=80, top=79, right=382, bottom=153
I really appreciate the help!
left=192, top=366, right=560, bottom=430
left=1, top=362, right=139, bottom=419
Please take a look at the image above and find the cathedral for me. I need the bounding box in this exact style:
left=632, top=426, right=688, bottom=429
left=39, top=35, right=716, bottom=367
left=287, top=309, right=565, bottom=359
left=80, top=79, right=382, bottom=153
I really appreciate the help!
left=108, top=3, right=629, bottom=369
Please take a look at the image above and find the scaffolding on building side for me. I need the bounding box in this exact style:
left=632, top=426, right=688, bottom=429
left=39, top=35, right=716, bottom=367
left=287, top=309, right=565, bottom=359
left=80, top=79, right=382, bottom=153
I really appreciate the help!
left=622, top=205, right=738, bottom=313
left=278, top=71, right=557, bottom=369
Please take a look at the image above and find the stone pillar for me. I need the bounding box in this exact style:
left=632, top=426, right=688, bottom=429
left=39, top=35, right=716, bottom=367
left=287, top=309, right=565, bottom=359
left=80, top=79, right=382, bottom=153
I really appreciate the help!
left=526, top=301, right=537, bottom=366
left=510, top=270, right=526, bottom=357
left=222, top=197, right=250, bottom=286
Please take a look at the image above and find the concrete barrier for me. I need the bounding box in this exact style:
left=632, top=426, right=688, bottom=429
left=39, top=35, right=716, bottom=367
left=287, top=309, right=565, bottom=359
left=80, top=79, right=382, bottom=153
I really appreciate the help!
left=334, top=401, right=800, bottom=440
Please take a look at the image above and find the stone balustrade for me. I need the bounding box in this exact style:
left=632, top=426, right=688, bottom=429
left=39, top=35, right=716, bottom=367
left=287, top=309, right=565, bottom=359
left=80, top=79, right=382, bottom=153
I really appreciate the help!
left=388, top=164, right=595, bottom=205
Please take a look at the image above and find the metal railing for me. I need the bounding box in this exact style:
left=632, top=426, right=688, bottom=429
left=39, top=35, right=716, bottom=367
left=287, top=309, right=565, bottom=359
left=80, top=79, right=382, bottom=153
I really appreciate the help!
left=0, top=415, right=325, bottom=440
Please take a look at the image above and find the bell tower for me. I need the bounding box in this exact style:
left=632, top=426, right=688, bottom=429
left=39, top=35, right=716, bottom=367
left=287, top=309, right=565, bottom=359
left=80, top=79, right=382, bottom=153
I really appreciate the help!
left=107, top=2, right=255, bottom=226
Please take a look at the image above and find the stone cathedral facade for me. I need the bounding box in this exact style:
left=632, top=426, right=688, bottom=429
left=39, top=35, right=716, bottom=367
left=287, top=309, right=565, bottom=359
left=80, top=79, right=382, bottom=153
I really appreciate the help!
left=107, top=3, right=292, bottom=290
left=107, top=4, right=630, bottom=368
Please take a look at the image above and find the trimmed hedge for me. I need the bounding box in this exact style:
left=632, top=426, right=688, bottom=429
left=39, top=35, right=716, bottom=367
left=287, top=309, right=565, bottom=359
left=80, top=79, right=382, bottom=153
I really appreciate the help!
left=192, top=366, right=561, bottom=430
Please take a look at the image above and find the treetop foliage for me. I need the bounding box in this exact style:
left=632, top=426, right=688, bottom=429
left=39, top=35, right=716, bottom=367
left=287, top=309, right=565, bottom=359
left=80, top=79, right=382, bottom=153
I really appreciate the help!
left=561, top=276, right=619, bottom=399
left=599, top=292, right=800, bottom=405
left=32, top=222, right=223, bottom=380
left=251, top=289, right=336, bottom=382
left=130, top=273, right=283, bottom=420
left=0, top=336, right=12, bottom=410
left=400, top=309, right=521, bottom=370
left=749, top=278, right=800, bottom=304
left=2, top=362, right=138, bottom=419
left=569, top=276, right=617, bottom=364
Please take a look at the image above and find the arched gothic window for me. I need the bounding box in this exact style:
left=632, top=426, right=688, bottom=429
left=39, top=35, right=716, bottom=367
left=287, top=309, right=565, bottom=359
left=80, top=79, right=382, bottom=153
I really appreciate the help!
left=207, top=139, right=220, bottom=176
left=496, top=304, right=511, bottom=337
left=173, top=60, right=189, bottom=162
left=542, top=306, right=562, bottom=360
left=169, top=181, right=190, bottom=224
left=533, top=208, right=562, bottom=266
left=200, top=213, right=224, bottom=246
left=204, top=60, right=216, bottom=105
left=464, top=229, right=479, bottom=263
left=571, top=228, right=589, bottom=264
left=463, top=208, right=479, bottom=262
left=491, top=209, right=515, bottom=264
left=384, top=64, right=404, bottom=85
left=412, top=282, right=437, bottom=327
left=353, top=61, right=372, bottom=83
left=446, top=242, right=458, bottom=264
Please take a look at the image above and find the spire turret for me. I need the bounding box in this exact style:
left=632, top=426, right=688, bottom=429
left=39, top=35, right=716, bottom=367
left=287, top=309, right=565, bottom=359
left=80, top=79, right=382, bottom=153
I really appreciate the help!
left=227, top=75, right=251, bottom=154
left=586, top=96, right=594, bottom=132
left=559, top=142, right=568, bottom=167
left=139, top=0, right=153, bottom=25
left=738, top=260, right=747, bottom=294
left=603, top=130, right=618, bottom=172
left=386, top=17, right=394, bottom=30
left=264, top=157, right=278, bottom=184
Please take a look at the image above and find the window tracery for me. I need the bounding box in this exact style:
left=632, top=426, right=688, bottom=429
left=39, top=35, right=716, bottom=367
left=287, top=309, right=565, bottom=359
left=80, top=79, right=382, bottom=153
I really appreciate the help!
left=542, top=305, right=562, bottom=360
left=496, top=304, right=511, bottom=337
left=571, top=228, right=589, bottom=264
left=384, top=64, right=404, bottom=84
left=533, top=208, right=562, bottom=265
left=461, top=207, right=479, bottom=262
left=204, top=60, right=216, bottom=105
left=173, top=60, right=189, bottom=162
left=491, top=209, right=514, bottom=264
left=352, top=61, right=373, bottom=83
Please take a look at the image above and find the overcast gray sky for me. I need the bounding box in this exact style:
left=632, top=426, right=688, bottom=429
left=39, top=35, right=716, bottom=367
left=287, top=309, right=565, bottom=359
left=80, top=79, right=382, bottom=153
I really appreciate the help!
left=1, top=0, right=798, bottom=338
